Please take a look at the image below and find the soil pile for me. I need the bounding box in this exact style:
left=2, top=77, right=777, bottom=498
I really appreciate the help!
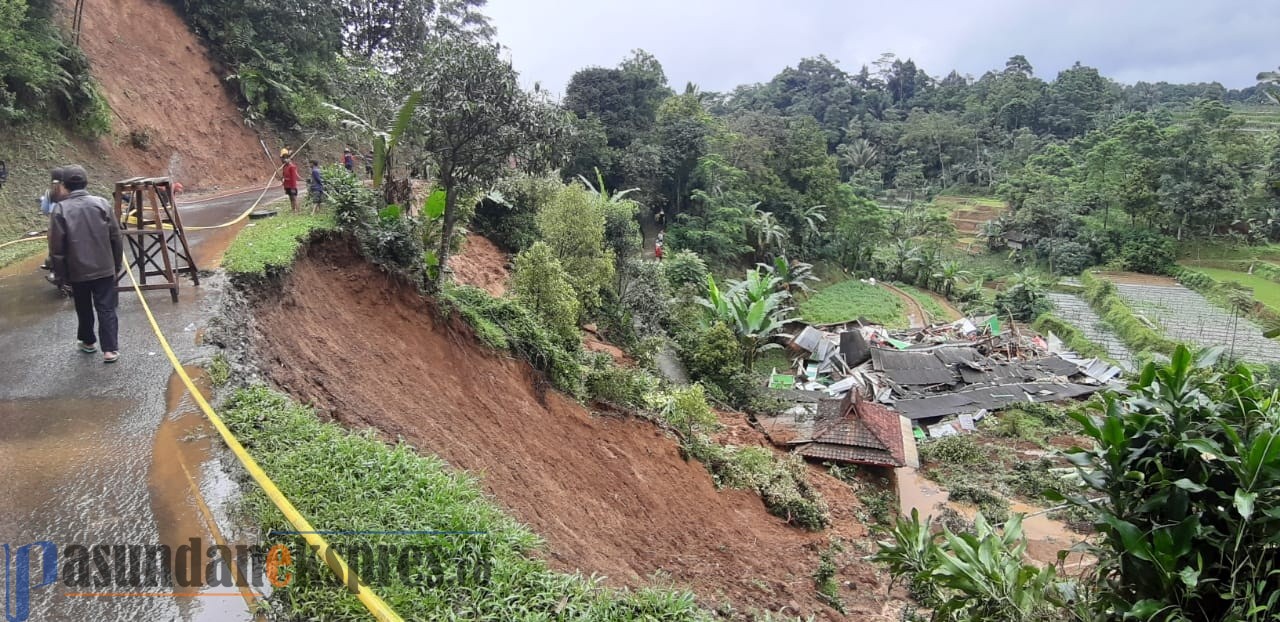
left=72, top=0, right=267, bottom=189
left=451, top=234, right=509, bottom=296
left=253, top=239, right=897, bottom=620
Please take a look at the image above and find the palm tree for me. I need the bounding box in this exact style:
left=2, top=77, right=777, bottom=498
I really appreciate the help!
left=837, top=139, right=879, bottom=178
left=891, top=239, right=921, bottom=282
left=325, top=90, right=422, bottom=196
left=751, top=206, right=788, bottom=260
left=795, top=204, right=827, bottom=249
left=910, top=246, right=942, bottom=290
left=577, top=167, right=639, bottom=204
left=698, top=271, right=794, bottom=368
left=933, top=261, right=974, bottom=298
left=760, top=256, right=819, bottom=299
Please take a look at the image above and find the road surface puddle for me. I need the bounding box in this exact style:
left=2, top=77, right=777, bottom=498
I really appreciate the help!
left=149, top=366, right=261, bottom=620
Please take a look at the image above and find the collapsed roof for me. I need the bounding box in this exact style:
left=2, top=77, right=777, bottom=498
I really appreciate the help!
left=758, top=394, right=906, bottom=468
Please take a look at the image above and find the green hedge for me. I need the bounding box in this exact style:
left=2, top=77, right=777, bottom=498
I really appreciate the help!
left=1080, top=272, right=1180, bottom=356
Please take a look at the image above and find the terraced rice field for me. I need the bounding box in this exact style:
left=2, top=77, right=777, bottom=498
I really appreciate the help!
left=1112, top=282, right=1280, bottom=364
left=1045, top=291, right=1135, bottom=369
left=936, top=195, right=1006, bottom=253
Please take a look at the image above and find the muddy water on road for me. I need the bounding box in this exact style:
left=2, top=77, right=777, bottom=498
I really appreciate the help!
left=894, top=467, right=1090, bottom=568
left=149, top=366, right=260, bottom=620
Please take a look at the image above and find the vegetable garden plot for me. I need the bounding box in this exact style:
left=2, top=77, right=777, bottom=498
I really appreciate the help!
left=1112, top=283, right=1280, bottom=363
left=1045, top=292, right=1134, bottom=367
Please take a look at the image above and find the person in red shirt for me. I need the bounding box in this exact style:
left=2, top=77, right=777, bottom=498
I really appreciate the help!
left=281, top=151, right=300, bottom=213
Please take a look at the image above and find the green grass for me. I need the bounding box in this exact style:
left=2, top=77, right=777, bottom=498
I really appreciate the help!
left=1188, top=266, right=1280, bottom=310
left=221, top=385, right=709, bottom=621
left=222, top=209, right=336, bottom=276
left=799, top=279, right=906, bottom=327
left=897, top=284, right=959, bottom=322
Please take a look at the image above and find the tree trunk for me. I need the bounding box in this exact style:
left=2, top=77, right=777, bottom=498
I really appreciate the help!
left=436, top=175, right=458, bottom=286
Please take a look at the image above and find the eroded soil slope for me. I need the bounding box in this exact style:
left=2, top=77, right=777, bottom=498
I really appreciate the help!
left=72, top=0, right=266, bottom=189
left=253, top=239, right=895, bottom=620
left=451, top=234, right=509, bottom=296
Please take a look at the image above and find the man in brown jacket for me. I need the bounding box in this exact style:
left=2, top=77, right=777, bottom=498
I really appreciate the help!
left=47, top=165, right=123, bottom=363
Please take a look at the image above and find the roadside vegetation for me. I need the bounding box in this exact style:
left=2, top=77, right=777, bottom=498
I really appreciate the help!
left=221, top=385, right=709, bottom=621
left=221, top=205, right=337, bottom=278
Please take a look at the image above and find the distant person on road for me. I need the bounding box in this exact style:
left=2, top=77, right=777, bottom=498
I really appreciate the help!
left=343, top=149, right=355, bottom=173
left=281, top=152, right=300, bottom=213
left=308, top=160, right=324, bottom=211
left=39, top=166, right=66, bottom=272
left=655, top=208, right=665, bottom=228
left=47, top=165, right=123, bottom=364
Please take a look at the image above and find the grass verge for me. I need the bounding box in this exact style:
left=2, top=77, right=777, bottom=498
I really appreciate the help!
left=221, top=385, right=709, bottom=621
left=799, top=279, right=906, bottom=327
left=222, top=209, right=336, bottom=277
left=897, top=284, right=959, bottom=323
left=1080, top=271, right=1180, bottom=356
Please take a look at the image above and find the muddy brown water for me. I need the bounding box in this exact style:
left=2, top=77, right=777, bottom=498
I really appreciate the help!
left=0, top=190, right=271, bottom=620
left=895, top=467, right=1091, bottom=569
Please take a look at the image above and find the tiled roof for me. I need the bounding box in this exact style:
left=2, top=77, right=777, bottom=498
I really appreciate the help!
left=797, top=442, right=899, bottom=467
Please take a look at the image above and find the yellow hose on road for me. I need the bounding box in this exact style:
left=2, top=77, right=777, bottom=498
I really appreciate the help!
left=123, top=254, right=403, bottom=622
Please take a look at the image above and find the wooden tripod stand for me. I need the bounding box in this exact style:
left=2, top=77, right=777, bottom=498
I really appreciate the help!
left=113, top=177, right=198, bottom=302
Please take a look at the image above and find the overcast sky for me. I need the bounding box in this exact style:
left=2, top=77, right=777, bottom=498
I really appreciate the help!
left=484, top=1, right=1278, bottom=97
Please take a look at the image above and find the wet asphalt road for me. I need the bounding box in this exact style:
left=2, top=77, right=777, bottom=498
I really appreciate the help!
left=0, top=188, right=282, bottom=621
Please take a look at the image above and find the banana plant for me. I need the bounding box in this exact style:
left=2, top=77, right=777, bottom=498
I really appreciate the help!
left=697, top=269, right=794, bottom=368
left=325, top=89, right=422, bottom=189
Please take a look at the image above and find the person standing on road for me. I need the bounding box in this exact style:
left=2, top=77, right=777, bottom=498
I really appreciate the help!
left=47, top=165, right=123, bottom=364
left=308, top=160, right=324, bottom=211
left=342, top=149, right=355, bottom=173
left=281, top=151, right=300, bottom=213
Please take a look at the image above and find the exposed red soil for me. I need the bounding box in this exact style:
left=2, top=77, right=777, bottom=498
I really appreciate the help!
left=253, top=239, right=900, bottom=620
left=451, top=234, right=509, bottom=296
left=69, top=0, right=269, bottom=190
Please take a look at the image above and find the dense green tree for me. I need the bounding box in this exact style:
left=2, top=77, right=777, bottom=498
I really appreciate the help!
left=536, top=184, right=616, bottom=310
left=1041, top=62, right=1120, bottom=137
left=511, top=241, right=582, bottom=342
left=408, top=34, right=562, bottom=282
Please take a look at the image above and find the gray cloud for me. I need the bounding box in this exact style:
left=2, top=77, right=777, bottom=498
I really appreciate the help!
left=484, top=0, right=1278, bottom=97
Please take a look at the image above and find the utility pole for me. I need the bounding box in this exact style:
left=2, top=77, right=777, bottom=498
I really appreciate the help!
left=72, top=0, right=86, bottom=45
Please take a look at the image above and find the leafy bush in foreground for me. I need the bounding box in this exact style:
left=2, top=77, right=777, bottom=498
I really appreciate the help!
left=1055, top=346, right=1280, bottom=620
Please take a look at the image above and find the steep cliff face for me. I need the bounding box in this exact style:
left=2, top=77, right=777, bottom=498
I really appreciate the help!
left=71, top=0, right=270, bottom=189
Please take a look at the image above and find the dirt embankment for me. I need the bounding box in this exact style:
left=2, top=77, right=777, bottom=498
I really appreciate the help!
left=451, top=234, right=509, bottom=296
left=251, top=238, right=899, bottom=620
left=69, top=0, right=269, bottom=189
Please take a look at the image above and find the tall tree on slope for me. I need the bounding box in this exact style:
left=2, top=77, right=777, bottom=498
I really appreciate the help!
left=409, top=34, right=561, bottom=284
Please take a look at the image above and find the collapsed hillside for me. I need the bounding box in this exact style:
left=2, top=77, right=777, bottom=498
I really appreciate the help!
left=250, top=238, right=899, bottom=620
left=71, top=0, right=267, bottom=189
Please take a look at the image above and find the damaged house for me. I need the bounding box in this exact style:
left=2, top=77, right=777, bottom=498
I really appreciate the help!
left=758, top=316, right=1122, bottom=463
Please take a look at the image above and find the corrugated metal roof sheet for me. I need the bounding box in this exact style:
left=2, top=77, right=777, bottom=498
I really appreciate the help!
left=893, top=382, right=1100, bottom=420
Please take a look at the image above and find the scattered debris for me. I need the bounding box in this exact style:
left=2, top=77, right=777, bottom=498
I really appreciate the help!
left=759, top=312, right=1123, bottom=465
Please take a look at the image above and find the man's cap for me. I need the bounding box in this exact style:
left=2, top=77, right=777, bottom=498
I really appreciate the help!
left=61, top=165, right=88, bottom=185
left=280, top=148, right=291, bottom=158
left=49, top=166, right=65, bottom=183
